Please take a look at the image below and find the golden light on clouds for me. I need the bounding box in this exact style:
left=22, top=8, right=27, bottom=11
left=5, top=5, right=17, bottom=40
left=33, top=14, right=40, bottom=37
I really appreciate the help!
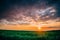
left=0, top=18, right=60, bottom=31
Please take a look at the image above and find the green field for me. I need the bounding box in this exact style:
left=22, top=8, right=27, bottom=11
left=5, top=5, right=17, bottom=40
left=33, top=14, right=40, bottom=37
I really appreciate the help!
left=0, top=30, right=60, bottom=40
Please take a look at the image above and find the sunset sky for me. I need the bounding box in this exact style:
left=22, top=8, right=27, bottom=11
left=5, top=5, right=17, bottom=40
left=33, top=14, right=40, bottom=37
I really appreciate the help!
left=0, top=0, right=60, bottom=31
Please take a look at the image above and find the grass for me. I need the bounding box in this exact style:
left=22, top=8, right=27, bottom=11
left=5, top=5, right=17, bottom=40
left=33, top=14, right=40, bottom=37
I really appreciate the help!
left=0, top=30, right=60, bottom=40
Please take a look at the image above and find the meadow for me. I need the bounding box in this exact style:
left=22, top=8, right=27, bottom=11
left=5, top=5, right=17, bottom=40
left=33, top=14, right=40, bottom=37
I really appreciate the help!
left=0, top=30, right=60, bottom=40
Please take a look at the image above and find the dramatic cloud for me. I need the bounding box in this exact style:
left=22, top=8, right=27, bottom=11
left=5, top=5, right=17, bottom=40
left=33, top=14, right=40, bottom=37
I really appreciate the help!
left=0, top=0, right=60, bottom=31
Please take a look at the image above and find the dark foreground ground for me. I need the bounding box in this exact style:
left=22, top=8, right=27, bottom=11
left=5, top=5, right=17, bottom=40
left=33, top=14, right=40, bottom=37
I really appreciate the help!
left=0, top=30, right=60, bottom=40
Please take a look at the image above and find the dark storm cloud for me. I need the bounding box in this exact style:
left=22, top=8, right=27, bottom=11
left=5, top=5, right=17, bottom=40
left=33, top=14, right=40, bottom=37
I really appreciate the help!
left=0, top=0, right=40, bottom=19
left=0, top=0, right=60, bottom=19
